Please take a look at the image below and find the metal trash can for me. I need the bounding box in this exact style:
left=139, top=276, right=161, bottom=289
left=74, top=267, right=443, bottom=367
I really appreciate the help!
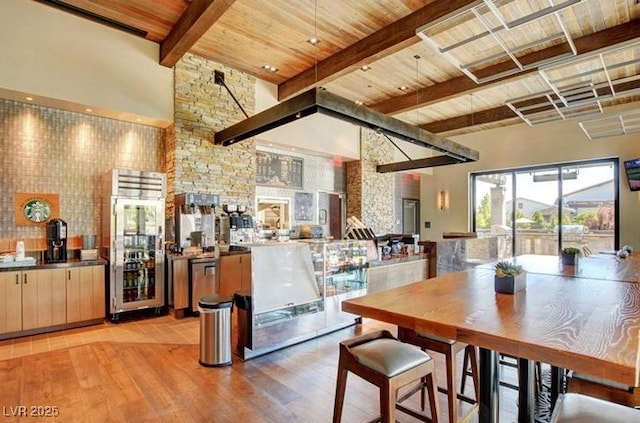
left=198, top=294, right=233, bottom=367
left=233, top=291, right=253, bottom=352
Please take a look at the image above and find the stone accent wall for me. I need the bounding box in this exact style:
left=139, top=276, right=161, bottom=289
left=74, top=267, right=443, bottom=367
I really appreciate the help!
left=346, top=128, right=395, bottom=234
left=165, top=124, right=176, bottom=219
left=0, top=98, right=164, bottom=242
left=171, top=53, right=256, bottom=216
left=345, top=161, right=362, bottom=221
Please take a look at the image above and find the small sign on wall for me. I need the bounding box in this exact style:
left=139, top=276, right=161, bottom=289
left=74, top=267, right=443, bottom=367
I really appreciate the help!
left=15, top=193, right=60, bottom=226
left=294, top=192, right=314, bottom=221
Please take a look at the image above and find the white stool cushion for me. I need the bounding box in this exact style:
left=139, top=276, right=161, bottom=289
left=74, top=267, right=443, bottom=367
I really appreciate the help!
left=550, top=393, right=640, bottom=423
left=351, top=338, right=432, bottom=378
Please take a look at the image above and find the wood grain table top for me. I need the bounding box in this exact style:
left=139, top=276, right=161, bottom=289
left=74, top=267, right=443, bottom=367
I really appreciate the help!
left=476, top=253, right=639, bottom=282
left=342, top=267, right=640, bottom=387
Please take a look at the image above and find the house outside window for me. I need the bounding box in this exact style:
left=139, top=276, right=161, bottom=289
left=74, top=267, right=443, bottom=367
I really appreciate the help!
left=471, top=158, right=619, bottom=256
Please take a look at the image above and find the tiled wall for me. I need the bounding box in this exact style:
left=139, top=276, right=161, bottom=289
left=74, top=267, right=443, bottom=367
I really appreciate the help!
left=255, top=146, right=346, bottom=226
left=394, top=173, right=420, bottom=233
left=0, top=99, right=165, bottom=241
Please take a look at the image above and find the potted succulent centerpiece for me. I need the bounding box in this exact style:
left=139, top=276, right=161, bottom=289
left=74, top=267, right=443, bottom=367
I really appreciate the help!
left=561, top=247, right=582, bottom=265
left=494, top=261, right=526, bottom=294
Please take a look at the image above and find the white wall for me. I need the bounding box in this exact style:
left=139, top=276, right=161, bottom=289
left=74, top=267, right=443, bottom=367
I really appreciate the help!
left=0, top=0, right=173, bottom=127
left=421, top=102, right=640, bottom=249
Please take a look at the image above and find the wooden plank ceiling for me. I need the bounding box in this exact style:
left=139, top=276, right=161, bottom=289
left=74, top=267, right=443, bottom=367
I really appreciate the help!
left=38, top=0, right=640, bottom=136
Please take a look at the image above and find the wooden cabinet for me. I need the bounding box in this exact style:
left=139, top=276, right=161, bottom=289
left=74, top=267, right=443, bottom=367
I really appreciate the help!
left=22, top=269, right=66, bottom=330
left=0, top=271, right=22, bottom=334
left=219, top=253, right=252, bottom=297
left=66, top=265, right=105, bottom=323
left=0, top=269, right=68, bottom=332
left=0, top=264, right=105, bottom=337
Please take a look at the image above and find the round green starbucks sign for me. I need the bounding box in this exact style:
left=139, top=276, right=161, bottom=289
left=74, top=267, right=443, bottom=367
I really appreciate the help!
left=23, top=200, right=52, bottom=223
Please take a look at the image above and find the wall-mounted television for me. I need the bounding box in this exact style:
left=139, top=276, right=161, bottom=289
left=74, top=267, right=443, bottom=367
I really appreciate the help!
left=624, top=158, right=640, bottom=191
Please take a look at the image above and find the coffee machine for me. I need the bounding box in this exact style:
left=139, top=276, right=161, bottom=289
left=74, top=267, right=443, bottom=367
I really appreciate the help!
left=46, top=218, right=68, bottom=263
left=220, top=204, right=254, bottom=245
left=174, top=193, right=219, bottom=251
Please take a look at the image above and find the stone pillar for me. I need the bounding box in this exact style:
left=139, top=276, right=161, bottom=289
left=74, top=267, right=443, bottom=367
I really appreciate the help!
left=345, top=128, right=395, bottom=234
left=170, top=54, right=256, bottom=217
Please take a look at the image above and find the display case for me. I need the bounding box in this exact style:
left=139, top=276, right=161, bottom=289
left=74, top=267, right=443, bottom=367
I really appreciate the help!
left=308, top=239, right=372, bottom=296
left=234, top=240, right=376, bottom=360
left=308, top=239, right=375, bottom=329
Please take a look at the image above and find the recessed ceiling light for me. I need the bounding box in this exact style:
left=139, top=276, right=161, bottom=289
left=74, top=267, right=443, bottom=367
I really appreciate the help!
left=261, top=64, right=278, bottom=73
left=360, top=65, right=371, bottom=72
left=85, top=108, right=93, bottom=112
left=307, top=37, right=320, bottom=45
left=399, top=85, right=409, bottom=91
left=25, top=96, right=33, bottom=101
left=355, top=100, right=363, bottom=106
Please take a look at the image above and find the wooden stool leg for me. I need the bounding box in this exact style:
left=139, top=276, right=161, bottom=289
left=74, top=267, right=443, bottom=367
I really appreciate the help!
left=445, top=350, right=457, bottom=423
left=461, top=346, right=470, bottom=395
left=333, top=360, right=349, bottom=423
left=426, top=372, right=440, bottom=423
left=468, top=346, right=480, bottom=402
left=381, top=381, right=395, bottom=423
left=421, top=375, right=427, bottom=411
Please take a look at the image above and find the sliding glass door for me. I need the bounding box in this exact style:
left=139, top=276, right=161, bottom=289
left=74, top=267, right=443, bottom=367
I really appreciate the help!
left=472, top=159, right=618, bottom=256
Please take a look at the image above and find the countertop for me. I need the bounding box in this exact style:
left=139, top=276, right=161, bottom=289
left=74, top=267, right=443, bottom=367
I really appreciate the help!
left=368, top=253, right=427, bottom=268
left=0, top=257, right=107, bottom=272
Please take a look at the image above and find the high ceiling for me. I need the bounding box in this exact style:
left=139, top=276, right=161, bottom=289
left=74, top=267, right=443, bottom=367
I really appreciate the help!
left=37, top=0, right=640, bottom=137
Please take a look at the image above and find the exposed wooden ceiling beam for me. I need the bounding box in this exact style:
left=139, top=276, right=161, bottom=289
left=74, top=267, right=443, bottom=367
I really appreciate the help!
left=160, top=0, right=236, bottom=67
left=276, top=0, right=481, bottom=101
left=421, top=106, right=517, bottom=133
left=372, top=20, right=640, bottom=115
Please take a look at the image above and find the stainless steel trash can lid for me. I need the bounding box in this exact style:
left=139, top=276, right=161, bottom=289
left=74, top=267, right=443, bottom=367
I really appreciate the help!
left=199, top=294, right=233, bottom=309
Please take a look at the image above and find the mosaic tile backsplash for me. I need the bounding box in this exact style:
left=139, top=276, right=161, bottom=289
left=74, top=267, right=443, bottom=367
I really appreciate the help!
left=0, top=99, right=165, bottom=242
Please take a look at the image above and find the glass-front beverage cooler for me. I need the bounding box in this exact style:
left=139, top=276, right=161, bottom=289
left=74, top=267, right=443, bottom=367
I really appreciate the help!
left=102, top=169, right=166, bottom=319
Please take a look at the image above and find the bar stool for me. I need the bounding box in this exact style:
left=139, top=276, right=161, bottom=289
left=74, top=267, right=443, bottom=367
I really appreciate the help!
left=397, top=327, right=478, bottom=423
left=566, top=370, right=640, bottom=407
left=333, top=329, right=439, bottom=423
left=550, top=393, right=640, bottom=422
left=498, top=353, right=544, bottom=394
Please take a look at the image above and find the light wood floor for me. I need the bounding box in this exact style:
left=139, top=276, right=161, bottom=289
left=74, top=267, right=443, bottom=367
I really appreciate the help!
left=0, top=314, right=521, bottom=422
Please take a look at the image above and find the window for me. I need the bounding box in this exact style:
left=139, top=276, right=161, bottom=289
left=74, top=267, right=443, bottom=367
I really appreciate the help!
left=471, top=158, right=619, bottom=256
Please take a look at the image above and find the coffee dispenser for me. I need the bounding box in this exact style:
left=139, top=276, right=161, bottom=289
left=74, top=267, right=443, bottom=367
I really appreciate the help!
left=174, top=193, right=219, bottom=250
left=221, top=204, right=254, bottom=245
left=46, top=218, right=68, bottom=263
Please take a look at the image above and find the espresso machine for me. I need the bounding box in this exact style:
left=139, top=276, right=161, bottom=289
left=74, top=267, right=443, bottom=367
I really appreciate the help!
left=46, top=218, right=68, bottom=263
left=174, top=193, right=219, bottom=251
left=220, top=204, right=254, bottom=245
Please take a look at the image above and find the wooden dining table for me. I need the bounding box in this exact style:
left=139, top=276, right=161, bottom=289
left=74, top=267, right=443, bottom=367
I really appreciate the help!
left=341, top=265, right=640, bottom=423
left=476, top=253, right=639, bottom=283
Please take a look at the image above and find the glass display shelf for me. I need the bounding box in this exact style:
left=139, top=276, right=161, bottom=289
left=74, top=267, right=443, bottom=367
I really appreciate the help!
left=306, top=239, right=375, bottom=298
left=254, top=299, right=324, bottom=327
